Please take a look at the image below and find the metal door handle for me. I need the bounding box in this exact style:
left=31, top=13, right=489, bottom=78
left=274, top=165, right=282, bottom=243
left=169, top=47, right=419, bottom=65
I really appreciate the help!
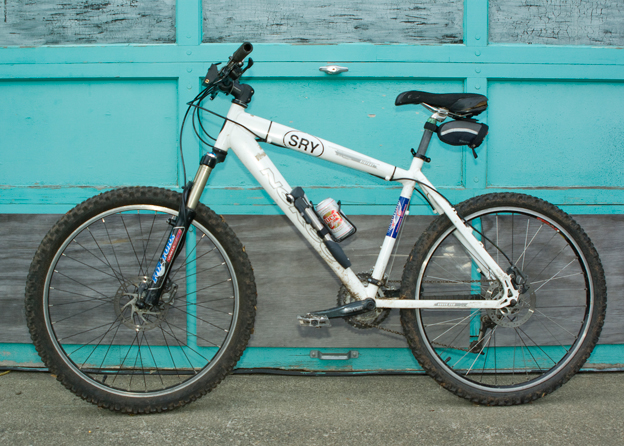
left=310, top=350, right=359, bottom=360
left=319, top=65, right=349, bottom=74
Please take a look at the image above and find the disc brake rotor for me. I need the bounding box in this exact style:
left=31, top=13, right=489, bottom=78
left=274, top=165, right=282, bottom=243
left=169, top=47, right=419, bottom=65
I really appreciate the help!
left=113, top=278, right=177, bottom=332
left=487, top=285, right=536, bottom=328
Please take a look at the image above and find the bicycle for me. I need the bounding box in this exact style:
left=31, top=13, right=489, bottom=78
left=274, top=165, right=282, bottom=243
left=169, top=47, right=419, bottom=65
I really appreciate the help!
left=24, top=43, right=606, bottom=413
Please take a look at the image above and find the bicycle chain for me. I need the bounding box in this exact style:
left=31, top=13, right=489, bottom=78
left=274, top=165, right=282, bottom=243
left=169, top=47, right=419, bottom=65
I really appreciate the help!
left=361, top=321, right=478, bottom=353
left=362, top=322, right=406, bottom=337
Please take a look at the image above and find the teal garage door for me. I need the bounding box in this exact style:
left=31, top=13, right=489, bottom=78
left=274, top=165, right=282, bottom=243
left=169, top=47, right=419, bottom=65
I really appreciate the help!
left=1, top=0, right=624, bottom=371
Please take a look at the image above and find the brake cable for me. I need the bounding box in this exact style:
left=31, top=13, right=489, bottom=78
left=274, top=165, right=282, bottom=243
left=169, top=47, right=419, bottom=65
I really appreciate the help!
left=178, top=86, right=222, bottom=185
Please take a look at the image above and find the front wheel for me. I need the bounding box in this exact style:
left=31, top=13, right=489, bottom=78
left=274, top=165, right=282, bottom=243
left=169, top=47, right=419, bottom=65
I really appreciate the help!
left=25, top=187, right=257, bottom=413
left=400, top=193, right=606, bottom=405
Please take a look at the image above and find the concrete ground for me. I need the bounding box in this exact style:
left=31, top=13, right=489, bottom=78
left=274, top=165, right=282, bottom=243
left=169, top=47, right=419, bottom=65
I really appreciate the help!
left=0, top=370, right=622, bottom=445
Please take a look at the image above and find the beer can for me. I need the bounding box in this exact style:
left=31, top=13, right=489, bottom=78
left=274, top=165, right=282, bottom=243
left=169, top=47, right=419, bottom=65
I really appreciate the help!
left=315, top=198, right=355, bottom=241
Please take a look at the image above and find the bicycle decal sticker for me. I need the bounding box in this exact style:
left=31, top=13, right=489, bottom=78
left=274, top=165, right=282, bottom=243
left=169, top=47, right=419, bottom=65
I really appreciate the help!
left=152, top=259, right=166, bottom=280
left=151, top=227, right=184, bottom=281
left=386, top=196, right=409, bottom=239
left=166, top=228, right=184, bottom=262
left=335, top=150, right=378, bottom=169
left=537, top=217, right=561, bottom=232
left=283, top=131, right=324, bottom=156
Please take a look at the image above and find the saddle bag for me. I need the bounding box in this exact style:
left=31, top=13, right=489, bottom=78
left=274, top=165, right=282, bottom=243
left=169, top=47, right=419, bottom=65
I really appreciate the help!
left=437, top=119, right=488, bottom=149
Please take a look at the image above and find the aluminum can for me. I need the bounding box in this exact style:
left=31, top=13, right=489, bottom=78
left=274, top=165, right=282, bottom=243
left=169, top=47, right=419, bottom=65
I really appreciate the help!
left=315, top=198, right=354, bottom=241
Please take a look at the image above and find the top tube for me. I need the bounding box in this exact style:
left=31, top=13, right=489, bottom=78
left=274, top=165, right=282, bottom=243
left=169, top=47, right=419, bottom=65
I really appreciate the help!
left=223, top=104, right=416, bottom=183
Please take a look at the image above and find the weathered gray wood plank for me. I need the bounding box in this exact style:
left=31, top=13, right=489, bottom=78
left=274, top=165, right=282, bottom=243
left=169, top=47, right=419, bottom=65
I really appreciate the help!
left=490, top=0, right=624, bottom=46
left=203, top=0, right=463, bottom=44
left=0, top=214, right=60, bottom=343
left=0, top=0, right=176, bottom=46
left=575, top=215, right=624, bottom=345
left=1, top=213, right=622, bottom=351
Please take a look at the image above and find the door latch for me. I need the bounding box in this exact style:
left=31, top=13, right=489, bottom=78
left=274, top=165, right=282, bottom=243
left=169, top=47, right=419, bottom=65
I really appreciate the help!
left=319, top=65, right=349, bottom=75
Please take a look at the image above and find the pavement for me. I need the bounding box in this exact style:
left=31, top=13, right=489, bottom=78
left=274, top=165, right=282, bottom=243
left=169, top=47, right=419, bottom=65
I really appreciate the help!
left=0, top=370, right=623, bottom=445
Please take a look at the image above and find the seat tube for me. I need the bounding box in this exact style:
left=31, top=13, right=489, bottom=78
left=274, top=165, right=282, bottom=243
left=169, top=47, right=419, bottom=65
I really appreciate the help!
left=368, top=115, right=438, bottom=294
left=369, top=181, right=415, bottom=294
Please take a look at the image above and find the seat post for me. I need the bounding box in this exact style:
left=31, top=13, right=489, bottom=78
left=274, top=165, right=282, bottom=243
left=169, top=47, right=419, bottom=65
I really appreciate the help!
left=414, top=108, right=448, bottom=160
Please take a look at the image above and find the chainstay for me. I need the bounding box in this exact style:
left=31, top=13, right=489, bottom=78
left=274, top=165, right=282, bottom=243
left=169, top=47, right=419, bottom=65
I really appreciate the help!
left=356, top=279, right=497, bottom=339
left=424, top=279, right=498, bottom=284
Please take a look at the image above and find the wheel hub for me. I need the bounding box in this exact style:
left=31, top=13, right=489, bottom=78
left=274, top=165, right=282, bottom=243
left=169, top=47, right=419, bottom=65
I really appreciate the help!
left=487, top=287, right=536, bottom=328
left=113, top=278, right=177, bottom=332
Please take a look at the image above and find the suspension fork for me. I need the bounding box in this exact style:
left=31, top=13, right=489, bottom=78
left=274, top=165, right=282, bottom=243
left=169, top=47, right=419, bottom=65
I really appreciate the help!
left=139, top=151, right=224, bottom=308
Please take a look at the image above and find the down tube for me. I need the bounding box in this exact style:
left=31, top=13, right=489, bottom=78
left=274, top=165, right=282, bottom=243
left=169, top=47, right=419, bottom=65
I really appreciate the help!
left=226, top=127, right=368, bottom=300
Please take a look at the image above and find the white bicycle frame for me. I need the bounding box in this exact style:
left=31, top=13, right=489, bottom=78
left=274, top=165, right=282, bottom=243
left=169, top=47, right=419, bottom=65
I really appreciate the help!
left=189, top=103, right=519, bottom=310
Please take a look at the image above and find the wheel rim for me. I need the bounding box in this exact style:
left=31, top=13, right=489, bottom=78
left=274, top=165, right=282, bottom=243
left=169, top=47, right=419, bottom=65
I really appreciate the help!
left=43, top=205, right=240, bottom=397
left=415, top=206, right=594, bottom=392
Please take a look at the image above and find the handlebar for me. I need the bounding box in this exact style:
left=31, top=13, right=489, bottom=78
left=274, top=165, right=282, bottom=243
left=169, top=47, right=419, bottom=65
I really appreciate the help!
left=220, top=42, right=254, bottom=80
left=201, top=42, right=255, bottom=106
left=230, top=42, right=253, bottom=66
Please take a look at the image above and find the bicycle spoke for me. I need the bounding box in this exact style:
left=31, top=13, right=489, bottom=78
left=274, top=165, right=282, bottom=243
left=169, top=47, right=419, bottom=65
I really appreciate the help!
left=52, top=300, right=111, bottom=324
left=516, top=222, right=543, bottom=269
left=70, top=237, right=124, bottom=285
left=99, top=219, right=126, bottom=283
left=52, top=270, right=112, bottom=300
left=49, top=288, right=114, bottom=304
left=119, top=213, right=145, bottom=277
left=168, top=306, right=232, bottom=335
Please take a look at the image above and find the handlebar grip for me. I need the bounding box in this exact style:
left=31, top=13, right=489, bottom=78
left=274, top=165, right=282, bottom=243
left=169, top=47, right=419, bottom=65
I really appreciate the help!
left=231, top=42, right=253, bottom=64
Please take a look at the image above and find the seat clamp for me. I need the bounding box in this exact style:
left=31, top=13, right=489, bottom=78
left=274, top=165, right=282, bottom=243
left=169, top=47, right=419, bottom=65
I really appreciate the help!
left=424, top=121, right=438, bottom=132
left=411, top=148, right=431, bottom=163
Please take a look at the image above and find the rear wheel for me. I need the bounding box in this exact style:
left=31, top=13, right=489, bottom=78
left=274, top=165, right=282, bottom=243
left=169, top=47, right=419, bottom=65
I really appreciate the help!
left=25, top=187, right=257, bottom=413
left=400, top=193, right=606, bottom=405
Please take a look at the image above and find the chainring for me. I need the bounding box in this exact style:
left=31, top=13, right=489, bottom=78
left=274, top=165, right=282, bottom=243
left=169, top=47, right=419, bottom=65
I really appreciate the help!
left=337, top=273, right=392, bottom=329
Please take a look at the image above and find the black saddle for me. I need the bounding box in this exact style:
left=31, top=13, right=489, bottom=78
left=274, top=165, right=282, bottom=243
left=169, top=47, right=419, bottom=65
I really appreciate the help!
left=395, top=90, right=487, bottom=117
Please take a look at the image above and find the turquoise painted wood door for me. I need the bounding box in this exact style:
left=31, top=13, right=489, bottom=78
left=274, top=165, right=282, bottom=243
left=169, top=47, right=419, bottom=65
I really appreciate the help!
left=2, top=0, right=624, bottom=371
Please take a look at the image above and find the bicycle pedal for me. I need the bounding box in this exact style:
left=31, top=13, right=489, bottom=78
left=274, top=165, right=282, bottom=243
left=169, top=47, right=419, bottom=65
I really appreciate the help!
left=297, top=313, right=331, bottom=328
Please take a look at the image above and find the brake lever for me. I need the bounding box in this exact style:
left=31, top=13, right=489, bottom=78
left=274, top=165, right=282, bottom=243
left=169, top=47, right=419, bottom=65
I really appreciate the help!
left=240, top=58, right=254, bottom=75
left=227, top=58, right=254, bottom=81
